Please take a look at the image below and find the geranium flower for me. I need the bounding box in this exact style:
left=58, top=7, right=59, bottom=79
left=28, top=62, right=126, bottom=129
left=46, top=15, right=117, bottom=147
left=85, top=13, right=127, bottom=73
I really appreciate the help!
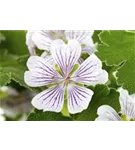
left=24, top=40, right=108, bottom=114
left=65, top=30, right=95, bottom=53
left=96, top=88, right=135, bottom=121
left=26, top=30, right=63, bottom=55
left=26, top=31, right=36, bottom=55
left=26, top=30, right=95, bottom=56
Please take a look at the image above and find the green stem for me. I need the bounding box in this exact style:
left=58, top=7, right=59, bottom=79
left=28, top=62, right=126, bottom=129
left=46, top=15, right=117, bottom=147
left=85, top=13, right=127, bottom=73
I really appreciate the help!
left=61, top=87, right=70, bottom=117
left=61, top=99, right=70, bottom=117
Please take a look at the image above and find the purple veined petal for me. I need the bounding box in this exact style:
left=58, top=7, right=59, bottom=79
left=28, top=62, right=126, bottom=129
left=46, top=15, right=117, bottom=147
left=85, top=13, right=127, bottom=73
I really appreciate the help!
left=32, top=30, right=53, bottom=51
left=41, top=52, right=55, bottom=67
left=82, top=34, right=95, bottom=46
left=65, top=30, right=94, bottom=44
left=51, top=39, right=81, bottom=77
left=32, top=85, right=65, bottom=112
left=118, top=88, right=135, bottom=119
left=96, top=105, right=121, bottom=121
left=24, top=56, right=62, bottom=87
left=67, top=84, right=94, bottom=114
left=71, top=54, right=108, bottom=85
left=26, top=30, right=36, bottom=55
left=82, top=45, right=96, bottom=55
left=64, top=30, right=74, bottom=40
left=77, top=30, right=93, bottom=44
left=78, top=58, right=84, bottom=64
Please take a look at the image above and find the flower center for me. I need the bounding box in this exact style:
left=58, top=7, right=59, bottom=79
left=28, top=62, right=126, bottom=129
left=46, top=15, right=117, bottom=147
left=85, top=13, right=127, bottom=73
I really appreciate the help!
left=64, top=76, right=71, bottom=86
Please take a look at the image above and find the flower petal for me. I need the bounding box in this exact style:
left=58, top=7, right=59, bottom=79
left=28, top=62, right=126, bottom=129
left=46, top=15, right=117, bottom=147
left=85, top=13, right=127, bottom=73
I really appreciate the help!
left=41, top=52, right=55, bottom=66
left=95, top=116, right=112, bottom=121
left=26, top=30, right=36, bottom=55
left=96, top=105, right=121, bottom=121
left=65, top=30, right=94, bottom=44
left=24, top=56, right=62, bottom=87
left=65, top=30, right=95, bottom=54
left=32, top=85, right=65, bottom=112
left=51, top=39, right=81, bottom=76
left=67, top=84, right=94, bottom=114
left=131, top=95, right=135, bottom=100
left=82, top=34, right=95, bottom=46
left=119, top=88, right=135, bottom=119
left=78, top=58, right=84, bottom=64
left=82, top=45, right=96, bottom=55
left=71, top=54, right=108, bottom=85
left=32, top=30, right=53, bottom=51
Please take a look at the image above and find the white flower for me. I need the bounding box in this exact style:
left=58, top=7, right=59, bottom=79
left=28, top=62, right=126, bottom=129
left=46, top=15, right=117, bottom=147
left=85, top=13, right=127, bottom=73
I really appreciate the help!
left=96, top=88, right=135, bottom=121
left=26, top=31, right=37, bottom=55
left=26, top=30, right=95, bottom=55
left=26, top=30, right=63, bottom=55
left=41, top=51, right=55, bottom=66
left=24, top=40, right=108, bottom=114
left=26, top=30, right=64, bottom=55
left=64, top=30, right=95, bottom=54
left=96, top=105, right=121, bottom=121
left=119, top=88, right=135, bottom=120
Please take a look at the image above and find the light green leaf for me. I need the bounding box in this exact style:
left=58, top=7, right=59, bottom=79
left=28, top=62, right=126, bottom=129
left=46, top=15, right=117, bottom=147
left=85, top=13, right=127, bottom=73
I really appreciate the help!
left=0, top=30, right=28, bottom=55
left=97, top=30, right=135, bottom=94
left=71, top=85, right=120, bottom=121
left=126, top=30, right=135, bottom=33
left=27, top=109, right=72, bottom=121
left=0, top=72, right=11, bottom=86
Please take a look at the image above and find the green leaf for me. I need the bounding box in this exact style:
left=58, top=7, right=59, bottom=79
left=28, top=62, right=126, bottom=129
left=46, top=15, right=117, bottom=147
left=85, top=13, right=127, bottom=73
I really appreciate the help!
left=96, top=30, right=135, bottom=94
left=0, top=32, right=6, bottom=44
left=27, top=109, right=72, bottom=121
left=71, top=85, right=120, bottom=121
left=0, top=72, right=11, bottom=86
left=102, top=63, right=120, bottom=89
left=0, top=30, right=28, bottom=55
left=0, top=50, right=29, bottom=89
left=92, top=30, right=102, bottom=44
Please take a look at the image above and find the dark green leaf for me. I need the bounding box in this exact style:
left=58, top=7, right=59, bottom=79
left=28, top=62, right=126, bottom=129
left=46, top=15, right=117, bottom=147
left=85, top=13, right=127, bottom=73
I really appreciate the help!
left=27, top=109, right=72, bottom=121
